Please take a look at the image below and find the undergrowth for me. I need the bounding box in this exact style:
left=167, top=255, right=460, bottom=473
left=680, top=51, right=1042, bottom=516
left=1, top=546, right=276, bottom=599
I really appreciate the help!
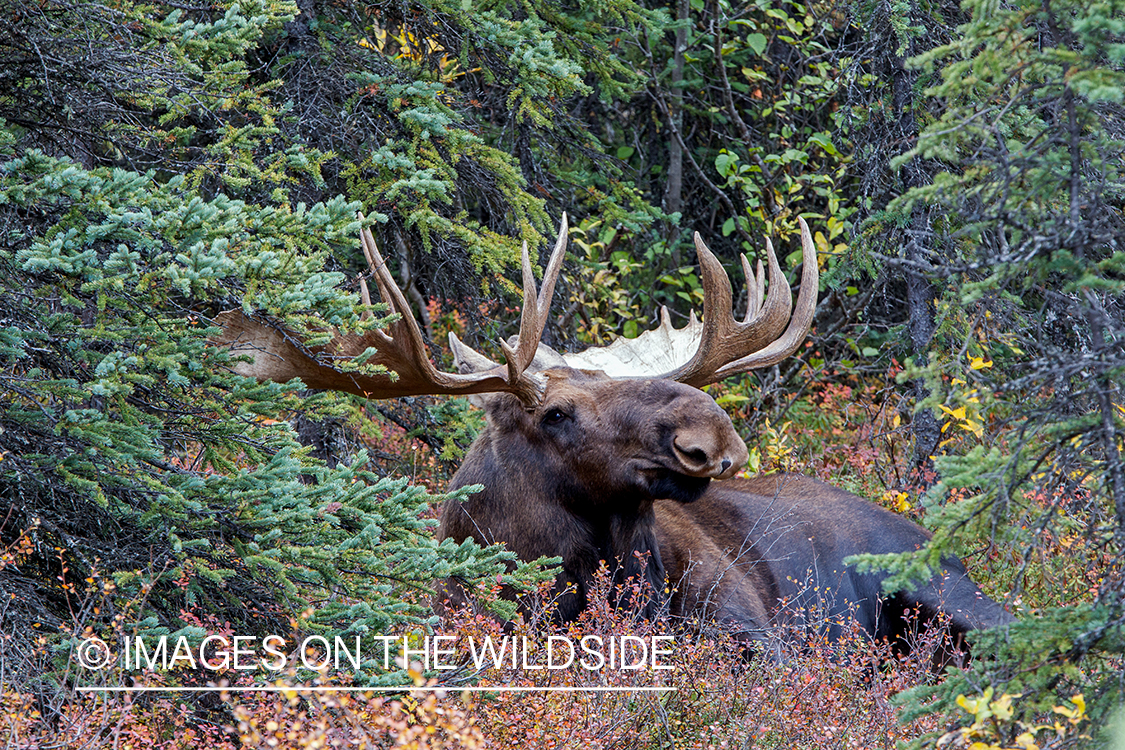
left=1, top=355, right=1111, bottom=748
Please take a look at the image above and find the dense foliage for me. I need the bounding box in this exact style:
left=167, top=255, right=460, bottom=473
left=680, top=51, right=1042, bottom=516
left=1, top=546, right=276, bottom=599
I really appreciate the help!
left=0, top=0, right=553, bottom=707
left=0, top=0, right=1123, bottom=745
left=840, top=0, right=1125, bottom=738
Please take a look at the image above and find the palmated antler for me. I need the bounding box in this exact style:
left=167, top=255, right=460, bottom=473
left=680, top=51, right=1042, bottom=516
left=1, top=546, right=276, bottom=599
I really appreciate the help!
left=214, top=214, right=569, bottom=406
left=561, top=217, right=818, bottom=387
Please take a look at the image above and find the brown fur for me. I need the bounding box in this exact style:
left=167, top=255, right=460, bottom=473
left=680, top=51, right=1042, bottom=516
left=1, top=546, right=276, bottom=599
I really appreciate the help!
left=437, top=369, right=1013, bottom=645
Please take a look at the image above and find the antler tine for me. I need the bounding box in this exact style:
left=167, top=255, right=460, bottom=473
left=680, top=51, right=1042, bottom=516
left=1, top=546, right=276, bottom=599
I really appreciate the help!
left=739, top=253, right=766, bottom=323
left=358, top=270, right=374, bottom=312
left=498, top=213, right=568, bottom=382
left=758, top=235, right=795, bottom=330
left=755, top=257, right=765, bottom=317
left=713, top=216, right=818, bottom=378
left=358, top=219, right=422, bottom=354
left=665, top=226, right=797, bottom=388
left=357, top=215, right=532, bottom=399
left=355, top=216, right=550, bottom=404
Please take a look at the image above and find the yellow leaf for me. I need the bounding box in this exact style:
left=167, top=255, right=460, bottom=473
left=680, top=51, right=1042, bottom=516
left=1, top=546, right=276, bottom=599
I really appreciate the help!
left=814, top=231, right=830, bottom=255
left=1054, top=694, right=1086, bottom=722
left=990, top=693, right=1016, bottom=721
left=940, top=405, right=967, bottom=420
left=969, top=355, right=993, bottom=370
left=958, top=689, right=994, bottom=721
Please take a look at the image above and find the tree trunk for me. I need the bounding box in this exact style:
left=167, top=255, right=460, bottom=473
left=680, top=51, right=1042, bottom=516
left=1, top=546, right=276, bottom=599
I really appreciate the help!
left=891, top=52, right=941, bottom=479
left=663, top=0, right=690, bottom=264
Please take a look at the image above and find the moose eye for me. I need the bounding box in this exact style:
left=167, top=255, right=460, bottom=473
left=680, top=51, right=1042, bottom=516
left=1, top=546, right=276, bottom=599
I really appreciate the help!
left=542, top=408, right=569, bottom=426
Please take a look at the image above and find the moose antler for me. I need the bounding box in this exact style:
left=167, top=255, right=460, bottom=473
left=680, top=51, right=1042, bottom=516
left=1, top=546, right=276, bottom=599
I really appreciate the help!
left=217, top=213, right=816, bottom=403
left=560, top=217, right=817, bottom=387
left=214, top=214, right=569, bottom=406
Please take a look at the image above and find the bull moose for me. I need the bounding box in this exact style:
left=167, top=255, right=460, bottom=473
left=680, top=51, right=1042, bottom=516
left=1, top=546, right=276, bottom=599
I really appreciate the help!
left=217, top=215, right=1012, bottom=650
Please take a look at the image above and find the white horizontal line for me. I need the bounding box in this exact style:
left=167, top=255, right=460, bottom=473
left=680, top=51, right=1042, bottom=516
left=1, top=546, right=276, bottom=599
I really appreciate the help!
left=77, top=685, right=676, bottom=693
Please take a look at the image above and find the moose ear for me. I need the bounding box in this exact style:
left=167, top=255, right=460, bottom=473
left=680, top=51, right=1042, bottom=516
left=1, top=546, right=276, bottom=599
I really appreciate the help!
left=528, top=341, right=568, bottom=370
left=449, top=332, right=500, bottom=375
left=447, top=333, right=508, bottom=410
left=449, top=332, right=568, bottom=374
left=467, top=392, right=495, bottom=410
left=448, top=333, right=568, bottom=409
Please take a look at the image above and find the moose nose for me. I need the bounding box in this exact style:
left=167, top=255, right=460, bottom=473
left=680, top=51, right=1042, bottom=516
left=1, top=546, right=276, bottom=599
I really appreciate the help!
left=672, top=433, right=744, bottom=479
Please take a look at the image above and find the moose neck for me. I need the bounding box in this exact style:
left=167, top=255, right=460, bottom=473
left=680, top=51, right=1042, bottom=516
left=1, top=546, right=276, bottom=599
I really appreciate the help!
left=442, top=427, right=668, bottom=621
left=551, top=487, right=666, bottom=620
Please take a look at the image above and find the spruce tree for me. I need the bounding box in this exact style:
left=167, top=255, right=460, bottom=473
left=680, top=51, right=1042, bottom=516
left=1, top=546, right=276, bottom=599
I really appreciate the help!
left=0, top=0, right=560, bottom=700
left=844, top=0, right=1125, bottom=740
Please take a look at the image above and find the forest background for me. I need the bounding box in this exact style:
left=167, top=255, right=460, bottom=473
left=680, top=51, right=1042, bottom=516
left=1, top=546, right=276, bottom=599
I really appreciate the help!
left=0, top=0, right=1123, bottom=746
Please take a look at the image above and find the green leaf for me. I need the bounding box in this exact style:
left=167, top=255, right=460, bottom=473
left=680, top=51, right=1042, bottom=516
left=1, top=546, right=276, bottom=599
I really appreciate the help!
left=746, top=33, right=768, bottom=55
left=808, top=132, right=839, bottom=156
